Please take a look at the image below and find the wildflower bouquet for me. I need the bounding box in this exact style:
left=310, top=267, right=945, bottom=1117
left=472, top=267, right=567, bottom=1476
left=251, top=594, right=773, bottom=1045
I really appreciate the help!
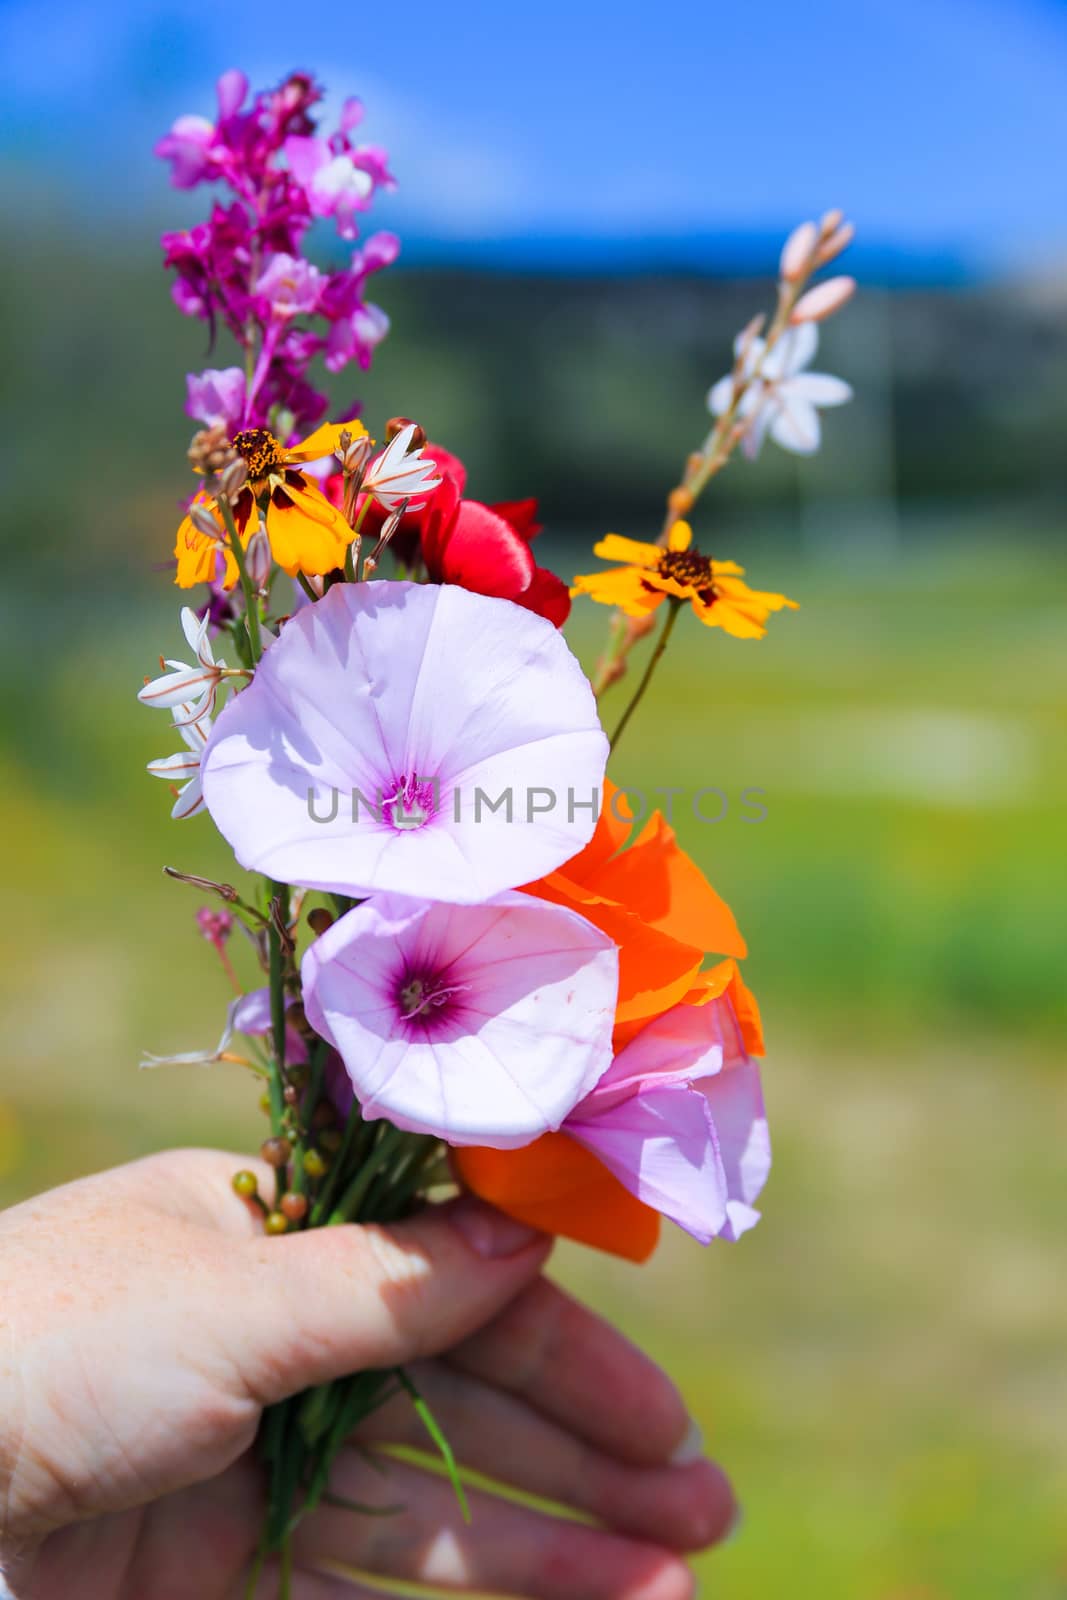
left=145, top=67, right=856, bottom=1596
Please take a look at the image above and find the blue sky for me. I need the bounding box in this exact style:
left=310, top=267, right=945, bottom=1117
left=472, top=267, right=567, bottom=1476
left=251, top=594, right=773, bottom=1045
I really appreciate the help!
left=3, top=0, right=1065, bottom=275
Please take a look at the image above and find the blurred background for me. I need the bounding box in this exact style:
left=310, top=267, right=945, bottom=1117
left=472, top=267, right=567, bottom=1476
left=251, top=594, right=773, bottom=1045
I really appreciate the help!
left=2, top=0, right=1066, bottom=1594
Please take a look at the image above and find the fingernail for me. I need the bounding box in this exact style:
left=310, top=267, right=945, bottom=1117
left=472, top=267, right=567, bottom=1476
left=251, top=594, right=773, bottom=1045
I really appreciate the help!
left=447, top=1197, right=544, bottom=1259
left=670, top=1417, right=705, bottom=1464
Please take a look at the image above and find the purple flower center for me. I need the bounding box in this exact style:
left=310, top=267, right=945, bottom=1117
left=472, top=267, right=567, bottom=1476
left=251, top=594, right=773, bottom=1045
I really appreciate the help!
left=397, top=970, right=470, bottom=1024
left=381, top=774, right=437, bottom=832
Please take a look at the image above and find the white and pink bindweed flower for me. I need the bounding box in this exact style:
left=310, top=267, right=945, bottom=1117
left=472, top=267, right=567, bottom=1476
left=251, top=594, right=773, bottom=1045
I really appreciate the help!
left=563, top=977, right=771, bottom=1242
left=302, top=892, right=619, bottom=1146
left=707, top=322, right=852, bottom=457
left=199, top=581, right=609, bottom=901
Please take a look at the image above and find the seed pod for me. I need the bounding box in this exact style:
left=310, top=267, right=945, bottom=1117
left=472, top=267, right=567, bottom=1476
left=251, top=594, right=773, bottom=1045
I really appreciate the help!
left=231, top=1170, right=259, bottom=1199
left=307, top=907, right=334, bottom=936
left=280, top=1192, right=309, bottom=1223
left=385, top=416, right=426, bottom=450
left=261, top=1136, right=292, bottom=1168
left=264, top=1210, right=289, bottom=1236
left=302, top=1148, right=328, bottom=1180
left=259, top=1092, right=273, bottom=1115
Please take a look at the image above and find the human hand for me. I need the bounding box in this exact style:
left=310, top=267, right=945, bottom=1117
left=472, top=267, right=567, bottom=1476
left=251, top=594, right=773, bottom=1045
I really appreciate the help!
left=0, top=1148, right=736, bottom=1599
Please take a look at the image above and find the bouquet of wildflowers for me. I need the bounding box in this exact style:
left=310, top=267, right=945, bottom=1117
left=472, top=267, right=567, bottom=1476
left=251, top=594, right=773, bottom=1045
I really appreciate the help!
left=146, top=67, right=856, bottom=1596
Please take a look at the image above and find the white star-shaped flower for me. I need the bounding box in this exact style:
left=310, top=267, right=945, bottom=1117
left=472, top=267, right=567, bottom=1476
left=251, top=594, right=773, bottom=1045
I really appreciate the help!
left=362, top=423, right=442, bottom=511
left=138, top=608, right=227, bottom=722
left=146, top=701, right=212, bottom=820
left=708, top=323, right=852, bottom=458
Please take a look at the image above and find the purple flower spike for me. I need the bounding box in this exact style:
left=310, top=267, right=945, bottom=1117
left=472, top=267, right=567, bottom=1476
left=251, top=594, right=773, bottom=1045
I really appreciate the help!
left=199, top=581, right=609, bottom=903
left=302, top=892, right=619, bottom=1146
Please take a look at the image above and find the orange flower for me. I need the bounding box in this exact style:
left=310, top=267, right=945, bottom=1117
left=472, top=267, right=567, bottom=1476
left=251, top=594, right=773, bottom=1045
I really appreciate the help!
left=572, top=519, right=797, bottom=639
left=524, top=781, right=747, bottom=1050
left=175, top=421, right=362, bottom=587
left=454, top=785, right=762, bottom=1262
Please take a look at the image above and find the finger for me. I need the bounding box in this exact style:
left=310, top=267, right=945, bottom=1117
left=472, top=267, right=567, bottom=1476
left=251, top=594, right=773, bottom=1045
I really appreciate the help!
left=296, top=1452, right=697, bottom=1600
left=235, top=1197, right=553, bottom=1404
left=232, top=1566, right=382, bottom=1599
left=446, top=1278, right=695, bottom=1466
left=358, top=1361, right=736, bottom=1551
left=103, top=1147, right=281, bottom=1238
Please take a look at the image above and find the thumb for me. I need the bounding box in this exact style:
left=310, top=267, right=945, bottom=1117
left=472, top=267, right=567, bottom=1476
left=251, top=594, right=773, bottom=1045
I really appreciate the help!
left=237, top=1197, right=552, bottom=1404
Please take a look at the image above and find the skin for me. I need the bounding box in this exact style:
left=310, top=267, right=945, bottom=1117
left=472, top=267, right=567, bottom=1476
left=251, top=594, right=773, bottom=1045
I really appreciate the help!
left=0, top=1149, right=737, bottom=1599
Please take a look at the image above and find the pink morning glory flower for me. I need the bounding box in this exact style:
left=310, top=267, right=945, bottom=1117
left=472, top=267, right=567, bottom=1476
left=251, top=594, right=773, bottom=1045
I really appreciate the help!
left=302, top=892, right=619, bottom=1146
left=564, top=974, right=771, bottom=1242
left=200, top=581, right=608, bottom=902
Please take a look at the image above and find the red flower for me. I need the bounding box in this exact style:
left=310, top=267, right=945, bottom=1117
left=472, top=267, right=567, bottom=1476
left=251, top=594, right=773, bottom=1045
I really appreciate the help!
left=325, top=440, right=570, bottom=626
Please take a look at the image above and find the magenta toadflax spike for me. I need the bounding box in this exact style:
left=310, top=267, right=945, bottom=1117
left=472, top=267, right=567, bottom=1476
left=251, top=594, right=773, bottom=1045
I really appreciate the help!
left=156, top=69, right=398, bottom=437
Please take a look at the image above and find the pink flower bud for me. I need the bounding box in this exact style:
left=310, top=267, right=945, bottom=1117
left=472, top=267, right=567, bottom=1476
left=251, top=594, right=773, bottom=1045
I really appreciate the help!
left=779, top=221, right=817, bottom=282
left=817, top=223, right=855, bottom=268
left=790, top=275, right=856, bottom=324
left=246, top=525, right=272, bottom=589
left=190, top=503, right=222, bottom=538
left=197, top=906, right=234, bottom=945
left=819, top=208, right=845, bottom=236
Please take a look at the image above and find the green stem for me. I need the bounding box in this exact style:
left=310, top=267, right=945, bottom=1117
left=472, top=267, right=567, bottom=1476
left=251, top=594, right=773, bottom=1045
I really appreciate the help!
left=345, top=494, right=374, bottom=581
left=267, top=881, right=290, bottom=1196
left=609, top=599, right=683, bottom=753
left=218, top=495, right=263, bottom=663
left=309, top=1100, right=363, bottom=1226
left=328, top=1125, right=409, bottom=1225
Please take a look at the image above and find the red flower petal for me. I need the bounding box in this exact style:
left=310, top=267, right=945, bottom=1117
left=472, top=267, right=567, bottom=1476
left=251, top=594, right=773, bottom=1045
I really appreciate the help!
left=490, top=497, right=543, bottom=543
left=433, top=499, right=535, bottom=598
left=516, top=565, right=572, bottom=627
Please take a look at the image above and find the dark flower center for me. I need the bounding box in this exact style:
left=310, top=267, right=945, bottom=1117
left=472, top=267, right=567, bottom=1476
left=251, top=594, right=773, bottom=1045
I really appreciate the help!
left=232, top=428, right=286, bottom=480
left=397, top=970, right=469, bottom=1023
left=657, top=548, right=716, bottom=590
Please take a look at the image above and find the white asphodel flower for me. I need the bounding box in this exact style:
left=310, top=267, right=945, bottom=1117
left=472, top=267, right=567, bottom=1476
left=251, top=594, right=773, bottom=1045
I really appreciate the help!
left=138, top=608, right=229, bottom=722
left=707, top=323, right=852, bottom=457
left=362, top=423, right=442, bottom=511
left=146, top=701, right=212, bottom=820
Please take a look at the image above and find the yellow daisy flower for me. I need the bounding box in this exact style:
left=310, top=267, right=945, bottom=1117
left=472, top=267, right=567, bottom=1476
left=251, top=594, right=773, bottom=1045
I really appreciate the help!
left=175, top=421, right=364, bottom=588
left=572, top=520, right=798, bottom=639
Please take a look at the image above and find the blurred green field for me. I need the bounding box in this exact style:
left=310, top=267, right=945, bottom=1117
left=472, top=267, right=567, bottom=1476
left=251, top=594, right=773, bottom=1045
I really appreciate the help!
left=1, top=541, right=1065, bottom=1598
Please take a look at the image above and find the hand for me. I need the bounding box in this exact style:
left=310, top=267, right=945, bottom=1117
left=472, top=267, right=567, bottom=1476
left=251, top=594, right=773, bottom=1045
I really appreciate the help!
left=0, top=1148, right=736, bottom=1599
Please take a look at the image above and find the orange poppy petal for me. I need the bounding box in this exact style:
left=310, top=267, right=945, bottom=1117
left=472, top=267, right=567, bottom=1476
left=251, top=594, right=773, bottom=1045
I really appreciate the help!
left=549, top=777, right=635, bottom=884
left=454, top=1136, right=661, bottom=1263
left=585, top=809, right=747, bottom=959
left=524, top=874, right=703, bottom=1032
left=284, top=420, right=367, bottom=464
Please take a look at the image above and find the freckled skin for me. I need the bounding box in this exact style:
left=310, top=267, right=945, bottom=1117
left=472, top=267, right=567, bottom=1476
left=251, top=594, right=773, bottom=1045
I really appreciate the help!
left=0, top=1149, right=732, bottom=1599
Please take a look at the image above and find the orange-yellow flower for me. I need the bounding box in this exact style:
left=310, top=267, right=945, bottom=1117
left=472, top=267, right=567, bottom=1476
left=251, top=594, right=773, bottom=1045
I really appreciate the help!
left=175, top=421, right=363, bottom=588
left=572, top=519, right=797, bottom=639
